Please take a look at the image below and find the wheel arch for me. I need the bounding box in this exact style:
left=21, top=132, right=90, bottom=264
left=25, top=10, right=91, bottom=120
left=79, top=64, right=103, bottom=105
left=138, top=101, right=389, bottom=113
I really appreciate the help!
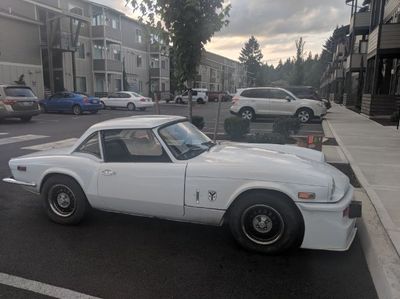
left=295, top=106, right=314, bottom=116
left=39, top=169, right=85, bottom=194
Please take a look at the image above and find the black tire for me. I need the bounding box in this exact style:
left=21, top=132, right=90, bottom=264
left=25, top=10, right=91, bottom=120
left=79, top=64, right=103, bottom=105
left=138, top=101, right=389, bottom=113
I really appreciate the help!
left=41, top=175, right=89, bottom=225
left=239, top=107, right=255, bottom=121
left=197, top=98, right=204, bottom=104
left=175, top=98, right=183, bottom=104
left=39, top=104, right=47, bottom=113
left=296, top=108, right=313, bottom=123
left=20, top=116, right=32, bottom=122
left=90, top=110, right=98, bottom=114
left=72, top=105, right=82, bottom=115
left=127, top=102, right=136, bottom=111
left=229, top=191, right=304, bottom=254
left=139, top=107, right=146, bottom=111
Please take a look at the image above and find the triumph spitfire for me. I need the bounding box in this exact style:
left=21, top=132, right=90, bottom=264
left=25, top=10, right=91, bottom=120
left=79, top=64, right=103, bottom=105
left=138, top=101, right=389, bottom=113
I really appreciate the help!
left=3, top=115, right=361, bottom=254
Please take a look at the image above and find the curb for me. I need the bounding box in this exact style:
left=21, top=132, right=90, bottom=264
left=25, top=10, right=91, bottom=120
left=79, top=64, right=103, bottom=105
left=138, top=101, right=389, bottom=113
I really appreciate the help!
left=324, top=118, right=400, bottom=299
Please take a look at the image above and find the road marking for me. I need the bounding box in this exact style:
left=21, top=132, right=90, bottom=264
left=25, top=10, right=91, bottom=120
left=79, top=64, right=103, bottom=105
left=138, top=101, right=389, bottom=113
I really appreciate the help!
left=22, top=138, right=78, bottom=151
left=0, top=272, right=101, bottom=299
left=0, top=135, right=48, bottom=146
left=0, top=132, right=9, bottom=136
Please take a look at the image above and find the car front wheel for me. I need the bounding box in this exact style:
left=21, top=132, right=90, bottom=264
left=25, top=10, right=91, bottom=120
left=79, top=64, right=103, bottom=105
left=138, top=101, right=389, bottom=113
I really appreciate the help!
left=175, top=98, right=183, bottom=104
left=72, top=105, right=82, bottom=115
left=20, top=116, right=32, bottom=122
left=127, top=102, right=136, bottom=111
left=240, top=108, right=255, bottom=121
left=41, top=175, right=89, bottom=225
left=296, top=108, right=313, bottom=123
left=229, top=191, right=304, bottom=254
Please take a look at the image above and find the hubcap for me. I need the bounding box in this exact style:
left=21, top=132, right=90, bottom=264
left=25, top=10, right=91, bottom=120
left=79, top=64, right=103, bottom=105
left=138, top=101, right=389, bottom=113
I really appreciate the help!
left=48, top=184, right=76, bottom=217
left=241, top=204, right=284, bottom=245
left=74, top=107, right=80, bottom=114
left=298, top=111, right=310, bottom=122
left=242, top=110, right=253, bottom=120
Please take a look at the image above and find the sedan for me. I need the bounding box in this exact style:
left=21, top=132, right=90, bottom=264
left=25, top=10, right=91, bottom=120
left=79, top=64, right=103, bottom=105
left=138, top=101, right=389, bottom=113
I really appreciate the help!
left=3, top=115, right=361, bottom=254
left=100, top=91, right=153, bottom=111
left=40, top=92, right=102, bottom=115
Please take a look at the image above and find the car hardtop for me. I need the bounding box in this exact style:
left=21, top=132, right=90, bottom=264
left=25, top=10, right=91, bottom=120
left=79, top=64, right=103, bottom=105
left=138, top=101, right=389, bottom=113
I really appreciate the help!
left=0, top=85, right=37, bottom=97
left=88, top=115, right=187, bottom=132
left=239, top=87, right=297, bottom=98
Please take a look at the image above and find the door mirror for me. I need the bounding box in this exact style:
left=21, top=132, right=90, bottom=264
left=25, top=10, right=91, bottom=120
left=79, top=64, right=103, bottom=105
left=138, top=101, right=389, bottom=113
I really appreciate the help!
left=285, top=96, right=292, bottom=102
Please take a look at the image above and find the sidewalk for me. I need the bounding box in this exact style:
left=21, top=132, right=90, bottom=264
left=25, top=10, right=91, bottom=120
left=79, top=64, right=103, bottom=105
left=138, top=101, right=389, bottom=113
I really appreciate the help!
left=325, top=104, right=400, bottom=298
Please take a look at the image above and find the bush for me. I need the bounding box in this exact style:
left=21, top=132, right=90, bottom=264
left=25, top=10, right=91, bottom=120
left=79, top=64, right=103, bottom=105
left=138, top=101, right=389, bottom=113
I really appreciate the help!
left=246, top=132, right=286, bottom=144
left=224, top=117, right=250, bottom=140
left=272, top=117, right=301, bottom=137
left=390, top=111, right=399, bottom=123
left=191, top=115, right=205, bottom=130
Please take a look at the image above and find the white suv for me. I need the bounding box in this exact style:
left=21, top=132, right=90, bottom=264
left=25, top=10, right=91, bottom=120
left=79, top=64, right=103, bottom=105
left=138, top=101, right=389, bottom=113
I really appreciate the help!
left=230, top=87, right=327, bottom=123
left=174, top=88, right=208, bottom=104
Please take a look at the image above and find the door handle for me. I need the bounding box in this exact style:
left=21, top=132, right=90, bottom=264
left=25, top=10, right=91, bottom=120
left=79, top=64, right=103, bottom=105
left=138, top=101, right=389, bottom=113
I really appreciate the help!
left=101, top=169, right=116, bottom=176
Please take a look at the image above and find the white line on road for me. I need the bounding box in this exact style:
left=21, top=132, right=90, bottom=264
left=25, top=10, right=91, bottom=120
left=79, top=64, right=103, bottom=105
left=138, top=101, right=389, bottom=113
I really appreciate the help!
left=0, top=272, right=101, bottom=299
left=22, top=138, right=78, bottom=151
left=0, top=135, right=48, bottom=146
left=0, top=132, right=9, bottom=135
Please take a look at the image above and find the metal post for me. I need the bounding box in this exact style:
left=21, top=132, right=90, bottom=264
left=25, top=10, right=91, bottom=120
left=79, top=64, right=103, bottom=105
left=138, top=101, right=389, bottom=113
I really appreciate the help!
left=213, top=94, right=222, bottom=142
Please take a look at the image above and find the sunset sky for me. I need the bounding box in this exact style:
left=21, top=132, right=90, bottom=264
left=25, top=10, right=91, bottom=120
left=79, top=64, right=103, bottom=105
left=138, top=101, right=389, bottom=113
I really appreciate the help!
left=94, top=0, right=351, bottom=65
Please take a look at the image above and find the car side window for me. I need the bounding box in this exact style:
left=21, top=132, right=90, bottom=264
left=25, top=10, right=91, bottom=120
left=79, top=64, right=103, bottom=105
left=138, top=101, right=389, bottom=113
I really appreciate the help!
left=108, top=93, right=118, bottom=98
left=270, top=90, right=290, bottom=100
left=119, top=93, right=131, bottom=98
left=102, top=129, right=170, bottom=163
left=192, top=90, right=198, bottom=96
left=75, top=132, right=101, bottom=159
left=241, top=89, right=267, bottom=98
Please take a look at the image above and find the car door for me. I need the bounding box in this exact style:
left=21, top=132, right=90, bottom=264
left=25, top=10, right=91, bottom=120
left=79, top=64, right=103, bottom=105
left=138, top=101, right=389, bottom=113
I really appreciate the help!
left=267, top=89, right=296, bottom=116
left=97, top=129, right=186, bottom=219
left=118, top=92, right=132, bottom=108
left=241, top=89, right=270, bottom=115
left=105, top=93, right=118, bottom=108
left=45, top=93, right=63, bottom=111
left=62, top=92, right=77, bottom=111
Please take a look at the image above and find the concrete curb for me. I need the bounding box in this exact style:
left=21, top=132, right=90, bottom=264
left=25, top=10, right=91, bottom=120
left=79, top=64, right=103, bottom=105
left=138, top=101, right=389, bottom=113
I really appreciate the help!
left=323, top=118, right=400, bottom=299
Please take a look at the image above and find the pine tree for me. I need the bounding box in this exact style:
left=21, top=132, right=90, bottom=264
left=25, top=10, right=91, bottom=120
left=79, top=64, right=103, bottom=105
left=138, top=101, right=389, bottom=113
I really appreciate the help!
left=239, top=36, right=264, bottom=86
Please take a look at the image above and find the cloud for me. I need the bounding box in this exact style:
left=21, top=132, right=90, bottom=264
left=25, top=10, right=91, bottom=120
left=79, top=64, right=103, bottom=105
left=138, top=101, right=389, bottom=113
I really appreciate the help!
left=92, top=0, right=350, bottom=65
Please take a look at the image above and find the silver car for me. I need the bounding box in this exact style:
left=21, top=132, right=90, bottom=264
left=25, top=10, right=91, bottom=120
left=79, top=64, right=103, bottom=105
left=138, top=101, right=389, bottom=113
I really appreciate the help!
left=0, top=85, right=41, bottom=122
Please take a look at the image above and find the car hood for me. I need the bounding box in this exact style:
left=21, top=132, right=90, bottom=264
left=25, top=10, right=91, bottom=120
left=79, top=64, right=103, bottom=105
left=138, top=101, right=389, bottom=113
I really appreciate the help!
left=188, top=143, right=349, bottom=193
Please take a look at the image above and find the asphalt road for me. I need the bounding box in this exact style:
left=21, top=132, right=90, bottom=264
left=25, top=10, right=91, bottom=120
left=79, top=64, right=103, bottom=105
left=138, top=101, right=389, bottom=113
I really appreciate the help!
left=0, top=103, right=376, bottom=298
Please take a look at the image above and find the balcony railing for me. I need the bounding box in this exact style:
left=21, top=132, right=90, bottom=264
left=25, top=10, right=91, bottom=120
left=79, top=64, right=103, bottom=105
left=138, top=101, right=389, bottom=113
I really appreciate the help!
left=368, top=23, right=400, bottom=56
left=350, top=11, right=371, bottom=33
left=93, top=59, right=122, bottom=72
left=345, top=53, right=367, bottom=70
left=92, top=25, right=121, bottom=41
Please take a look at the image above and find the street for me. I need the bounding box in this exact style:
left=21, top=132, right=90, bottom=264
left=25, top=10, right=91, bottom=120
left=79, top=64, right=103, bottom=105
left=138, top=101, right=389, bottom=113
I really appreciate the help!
left=0, top=103, right=376, bottom=298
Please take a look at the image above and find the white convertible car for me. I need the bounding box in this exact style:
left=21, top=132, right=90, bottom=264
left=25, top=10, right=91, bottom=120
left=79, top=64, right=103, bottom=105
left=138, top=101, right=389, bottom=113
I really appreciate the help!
left=3, top=115, right=361, bottom=254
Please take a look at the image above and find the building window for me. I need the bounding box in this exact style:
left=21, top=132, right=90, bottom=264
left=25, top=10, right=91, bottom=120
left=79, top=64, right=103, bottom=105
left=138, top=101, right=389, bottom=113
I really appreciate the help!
left=150, top=56, right=159, bottom=68
left=115, top=79, right=121, bottom=91
left=76, top=77, right=87, bottom=92
left=69, top=4, right=84, bottom=16
left=161, top=60, right=166, bottom=69
left=92, top=14, right=104, bottom=26
left=113, top=48, right=121, bottom=61
left=76, top=42, right=85, bottom=59
left=136, top=29, right=142, bottom=43
left=96, top=77, right=105, bottom=92
left=93, top=41, right=104, bottom=59
left=109, top=16, right=120, bottom=29
left=161, top=82, right=166, bottom=92
left=139, top=81, right=143, bottom=92
left=137, top=55, right=143, bottom=68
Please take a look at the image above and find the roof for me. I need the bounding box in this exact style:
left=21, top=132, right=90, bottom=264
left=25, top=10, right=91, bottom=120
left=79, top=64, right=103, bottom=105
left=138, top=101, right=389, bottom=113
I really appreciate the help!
left=90, top=115, right=187, bottom=130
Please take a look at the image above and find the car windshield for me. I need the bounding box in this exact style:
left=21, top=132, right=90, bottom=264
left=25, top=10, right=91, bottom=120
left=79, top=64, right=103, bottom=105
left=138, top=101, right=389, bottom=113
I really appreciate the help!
left=130, top=92, right=142, bottom=97
left=159, top=121, right=215, bottom=160
left=5, top=87, right=35, bottom=97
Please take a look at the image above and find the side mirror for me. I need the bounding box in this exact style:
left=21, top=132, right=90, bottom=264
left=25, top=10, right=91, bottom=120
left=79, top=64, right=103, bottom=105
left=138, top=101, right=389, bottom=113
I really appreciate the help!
left=286, top=96, right=292, bottom=102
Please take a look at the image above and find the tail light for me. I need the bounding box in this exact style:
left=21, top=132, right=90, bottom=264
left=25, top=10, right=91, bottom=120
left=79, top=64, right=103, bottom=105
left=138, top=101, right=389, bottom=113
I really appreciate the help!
left=83, top=96, right=89, bottom=103
left=140, top=98, right=146, bottom=102
left=2, top=99, right=17, bottom=105
left=232, top=96, right=239, bottom=105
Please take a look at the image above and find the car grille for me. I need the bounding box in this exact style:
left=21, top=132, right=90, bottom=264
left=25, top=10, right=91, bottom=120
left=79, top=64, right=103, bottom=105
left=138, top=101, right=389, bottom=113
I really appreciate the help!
left=11, top=102, right=38, bottom=111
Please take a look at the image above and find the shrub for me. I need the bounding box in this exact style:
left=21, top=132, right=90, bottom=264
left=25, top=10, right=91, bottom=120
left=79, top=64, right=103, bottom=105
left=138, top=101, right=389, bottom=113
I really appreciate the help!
left=390, top=111, right=399, bottom=123
left=191, top=115, right=205, bottom=130
left=246, top=132, right=286, bottom=144
left=272, top=117, right=301, bottom=137
left=224, top=117, right=250, bottom=140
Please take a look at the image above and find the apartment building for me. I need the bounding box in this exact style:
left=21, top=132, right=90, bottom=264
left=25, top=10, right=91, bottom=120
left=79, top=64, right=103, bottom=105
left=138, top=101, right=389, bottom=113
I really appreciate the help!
left=321, top=0, right=400, bottom=116
left=0, top=0, right=168, bottom=98
left=195, top=51, right=247, bottom=93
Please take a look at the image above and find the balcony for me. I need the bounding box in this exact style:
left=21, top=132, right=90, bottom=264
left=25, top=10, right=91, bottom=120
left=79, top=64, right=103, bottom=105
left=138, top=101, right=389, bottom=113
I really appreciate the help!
left=334, top=69, right=344, bottom=79
left=345, top=53, right=367, bottom=70
left=150, top=68, right=160, bottom=77
left=93, top=59, right=122, bottom=72
left=384, top=0, right=400, bottom=21
left=92, top=25, right=121, bottom=42
left=349, top=11, right=371, bottom=34
left=368, top=23, right=400, bottom=57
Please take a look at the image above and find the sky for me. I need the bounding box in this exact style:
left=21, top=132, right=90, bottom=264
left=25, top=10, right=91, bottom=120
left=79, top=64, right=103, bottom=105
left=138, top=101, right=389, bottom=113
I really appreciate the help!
left=94, top=0, right=351, bottom=66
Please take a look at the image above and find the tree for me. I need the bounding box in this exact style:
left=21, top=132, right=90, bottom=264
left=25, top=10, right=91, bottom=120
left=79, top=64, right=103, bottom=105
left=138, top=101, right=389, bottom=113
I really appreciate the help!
left=239, top=36, right=264, bottom=86
left=291, top=37, right=305, bottom=85
left=127, top=0, right=230, bottom=121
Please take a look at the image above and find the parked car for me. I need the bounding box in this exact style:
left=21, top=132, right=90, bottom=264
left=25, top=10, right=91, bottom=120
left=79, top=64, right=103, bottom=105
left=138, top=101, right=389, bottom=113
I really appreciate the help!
left=174, top=88, right=208, bottom=104
left=230, top=87, right=327, bottom=123
left=208, top=91, right=231, bottom=102
left=3, top=115, right=361, bottom=254
left=0, top=84, right=40, bottom=122
left=101, top=91, right=153, bottom=111
left=284, top=86, right=331, bottom=110
left=39, top=92, right=102, bottom=115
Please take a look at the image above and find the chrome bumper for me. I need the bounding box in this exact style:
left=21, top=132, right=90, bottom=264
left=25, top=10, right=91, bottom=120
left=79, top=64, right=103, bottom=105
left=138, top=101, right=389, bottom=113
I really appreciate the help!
left=2, top=177, right=36, bottom=187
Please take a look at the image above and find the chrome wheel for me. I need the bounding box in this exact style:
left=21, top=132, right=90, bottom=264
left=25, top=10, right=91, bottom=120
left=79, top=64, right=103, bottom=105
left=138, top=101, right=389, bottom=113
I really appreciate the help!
left=127, top=103, right=135, bottom=111
left=241, top=109, right=253, bottom=120
left=297, top=110, right=310, bottom=123
left=73, top=105, right=81, bottom=115
left=48, top=184, right=76, bottom=217
left=241, top=204, right=284, bottom=245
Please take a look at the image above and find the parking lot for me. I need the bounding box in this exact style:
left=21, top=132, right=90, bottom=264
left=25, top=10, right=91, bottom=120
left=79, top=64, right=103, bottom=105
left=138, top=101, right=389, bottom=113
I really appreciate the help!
left=0, top=102, right=377, bottom=298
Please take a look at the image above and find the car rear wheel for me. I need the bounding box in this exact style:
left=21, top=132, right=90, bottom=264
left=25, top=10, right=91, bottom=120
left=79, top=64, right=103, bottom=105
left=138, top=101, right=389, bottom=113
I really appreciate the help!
left=20, top=116, right=32, bottom=122
left=72, top=105, right=82, bottom=115
left=100, top=101, right=107, bottom=109
left=176, top=98, right=183, bottom=104
left=229, top=191, right=304, bottom=254
left=239, top=107, right=255, bottom=121
left=42, top=175, right=89, bottom=225
left=197, top=98, right=205, bottom=104
left=127, top=102, right=136, bottom=111
left=296, top=108, right=313, bottom=123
